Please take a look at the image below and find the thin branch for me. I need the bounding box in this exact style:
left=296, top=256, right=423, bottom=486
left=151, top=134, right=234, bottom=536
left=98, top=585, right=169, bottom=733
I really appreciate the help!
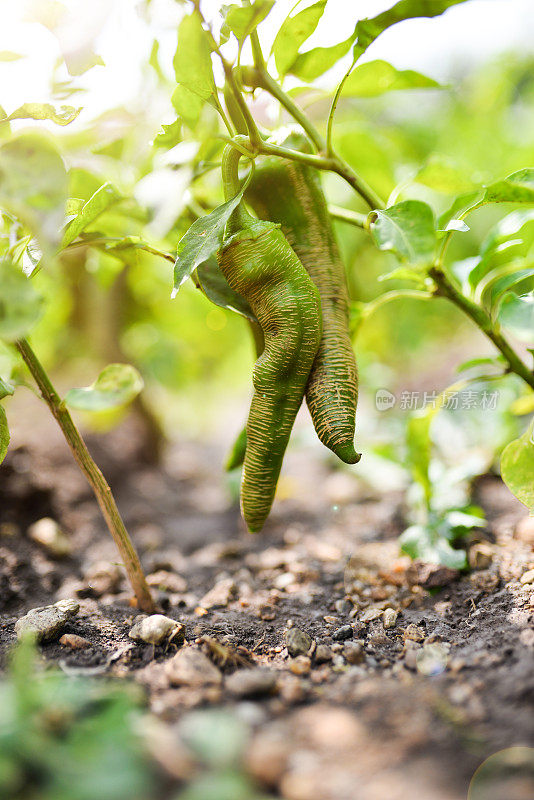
left=330, top=158, right=384, bottom=211
left=254, top=139, right=383, bottom=209
left=326, top=55, right=356, bottom=158
left=212, top=93, right=234, bottom=136
left=241, top=65, right=325, bottom=152
left=429, top=266, right=534, bottom=391
left=15, top=338, right=155, bottom=612
left=328, top=204, right=368, bottom=229
left=65, top=238, right=175, bottom=264
left=239, top=65, right=384, bottom=209
left=197, top=8, right=262, bottom=149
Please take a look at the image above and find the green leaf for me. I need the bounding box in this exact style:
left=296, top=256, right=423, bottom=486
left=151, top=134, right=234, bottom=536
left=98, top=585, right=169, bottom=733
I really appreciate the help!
left=483, top=169, right=534, bottom=205
left=440, top=219, right=469, bottom=233
left=64, top=364, right=144, bottom=411
left=353, top=0, right=471, bottom=58
left=399, top=523, right=467, bottom=569
left=456, top=356, right=504, bottom=374
left=477, top=264, right=534, bottom=312
left=415, top=158, right=476, bottom=195
left=406, top=412, right=434, bottom=508
left=173, top=12, right=215, bottom=101
left=172, top=85, right=205, bottom=130
left=468, top=209, right=534, bottom=289
left=343, top=60, right=441, bottom=97
left=222, top=0, right=274, bottom=41
left=197, top=256, right=256, bottom=321
left=405, top=380, right=467, bottom=509
left=510, top=393, right=534, bottom=416
left=173, top=183, right=250, bottom=296
left=61, top=182, right=121, bottom=248
left=0, top=404, right=9, bottom=465
left=290, top=35, right=353, bottom=82
left=153, top=120, right=182, bottom=149
left=273, top=0, right=327, bottom=77
left=22, top=238, right=44, bottom=277
left=501, top=424, right=534, bottom=512
left=0, top=376, right=14, bottom=400
left=0, top=51, right=23, bottom=62
left=437, top=189, right=482, bottom=230
left=370, top=200, right=436, bottom=266
left=64, top=51, right=104, bottom=77
left=0, top=259, right=44, bottom=341
left=3, top=103, right=81, bottom=126
left=0, top=132, right=68, bottom=252
left=498, top=292, right=534, bottom=343
left=225, top=424, right=247, bottom=471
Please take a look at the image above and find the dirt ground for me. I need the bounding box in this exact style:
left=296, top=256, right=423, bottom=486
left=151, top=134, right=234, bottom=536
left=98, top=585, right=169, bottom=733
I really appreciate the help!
left=1, top=409, right=534, bottom=800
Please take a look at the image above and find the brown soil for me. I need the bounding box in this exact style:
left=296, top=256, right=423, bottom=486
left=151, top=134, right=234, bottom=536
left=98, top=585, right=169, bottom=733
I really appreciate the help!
left=1, top=414, right=533, bottom=800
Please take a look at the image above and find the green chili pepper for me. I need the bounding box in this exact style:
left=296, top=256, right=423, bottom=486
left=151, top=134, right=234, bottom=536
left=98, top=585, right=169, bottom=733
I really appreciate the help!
left=246, top=129, right=360, bottom=465
left=218, top=140, right=322, bottom=532
left=225, top=319, right=263, bottom=472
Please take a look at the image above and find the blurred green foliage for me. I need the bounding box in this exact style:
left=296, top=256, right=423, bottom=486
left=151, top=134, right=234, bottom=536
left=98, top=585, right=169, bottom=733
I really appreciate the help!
left=0, top=639, right=155, bottom=800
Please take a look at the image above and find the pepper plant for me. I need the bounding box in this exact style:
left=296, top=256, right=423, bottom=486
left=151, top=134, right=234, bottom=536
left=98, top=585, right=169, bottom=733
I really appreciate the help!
left=1, top=0, right=533, bottom=572
left=168, top=0, right=533, bottom=557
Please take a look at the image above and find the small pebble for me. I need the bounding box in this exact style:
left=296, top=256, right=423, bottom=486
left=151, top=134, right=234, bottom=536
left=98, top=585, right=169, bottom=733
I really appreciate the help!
left=468, top=543, right=494, bottom=570
left=335, top=598, right=352, bottom=615
left=403, top=623, right=425, bottom=642
left=332, top=625, right=353, bottom=642
left=406, top=561, right=459, bottom=589
left=515, top=516, right=534, bottom=545
left=285, top=627, right=312, bottom=657
left=59, top=633, right=91, bottom=650
left=28, top=518, right=71, bottom=558
left=359, top=607, right=382, bottom=623
left=343, top=641, right=364, bottom=665
left=146, top=570, right=187, bottom=593
left=520, top=568, right=534, bottom=585
left=226, top=668, right=277, bottom=697
left=198, top=578, right=237, bottom=609
left=84, top=562, right=122, bottom=596
left=416, top=643, right=449, bottom=676
left=383, top=608, right=398, bottom=629
left=404, top=647, right=419, bottom=670
left=290, top=655, right=311, bottom=676
left=129, top=614, right=185, bottom=646
left=165, top=647, right=222, bottom=686
left=15, top=600, right=79, bottom=643
left=314, top=644, right=332, bottom=664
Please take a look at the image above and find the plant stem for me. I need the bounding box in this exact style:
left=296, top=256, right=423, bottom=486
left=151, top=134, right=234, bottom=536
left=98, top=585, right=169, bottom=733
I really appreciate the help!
left=326, top=56, right=356, bottom=158
left=328, top=204, right=368, bottom=229
left=66, top=238, right=175, bottom=264
left=242, top=65, right=325, bottom=152
left=15, top=338, right=155, bottom=612
left=330, top=159, right=384, bottom=211
left=195, top=5, right=262, bottom=150
left=429, top=267, right=534, bottom=391
left=254, top=139, right=384, bottom=209
left=239, top=65, right=384, bottom=209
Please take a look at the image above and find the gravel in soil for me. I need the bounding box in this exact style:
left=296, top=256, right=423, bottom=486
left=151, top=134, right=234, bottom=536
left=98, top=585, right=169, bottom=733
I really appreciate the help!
left=1, top=420, right=533, bottom=800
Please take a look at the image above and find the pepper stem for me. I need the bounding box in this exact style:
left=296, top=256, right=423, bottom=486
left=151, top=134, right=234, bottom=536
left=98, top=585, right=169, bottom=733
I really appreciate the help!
left=221, top=138, right=255, bottom=236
